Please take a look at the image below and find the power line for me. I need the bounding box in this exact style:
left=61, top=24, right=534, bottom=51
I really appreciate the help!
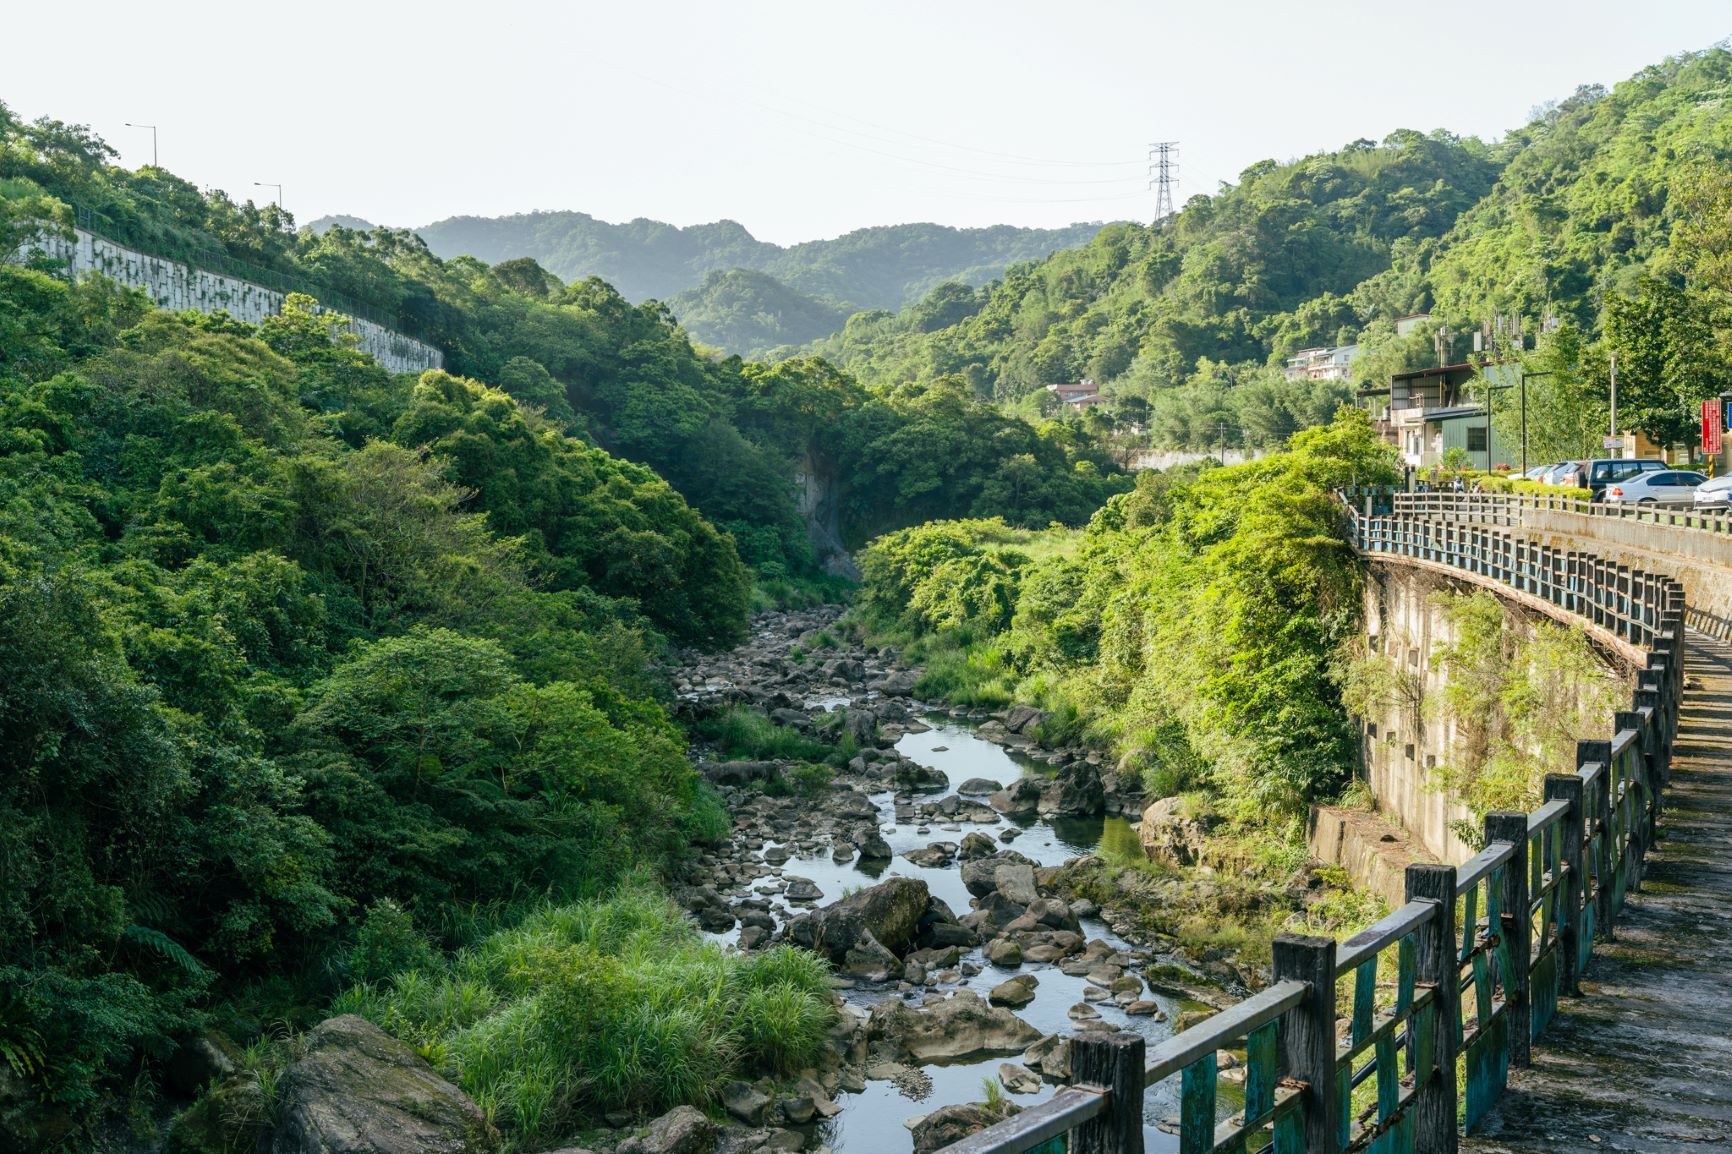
left=1148, top=142, right=1179, bottom=221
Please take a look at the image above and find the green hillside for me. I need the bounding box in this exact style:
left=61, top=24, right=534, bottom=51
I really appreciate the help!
left=819, top=47, right=1732, bottom=454
left=667, top=267, right=851, bottom=354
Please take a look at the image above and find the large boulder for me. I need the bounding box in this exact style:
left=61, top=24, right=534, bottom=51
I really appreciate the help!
left=704, top=760, right=779, bottom=786
left=787, top=876, right=930, bottom=969
left=911, top=1103, right=1019, bottom=1154
left=988, top=777, right=1042, bottom=817
left=616, top=1105, right=717, bottom=1154
left=271, top=1016, right=499, bottom=1154
left=1139, top=796, right=1223, bottom=867
left=1002, top=705, right=1050, bottom=735
left=1040, top=762, right=1104, bottom=817
left=868, top=990, right=1043, bottom=1063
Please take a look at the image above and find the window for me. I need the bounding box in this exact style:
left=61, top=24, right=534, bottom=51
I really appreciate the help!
left=1466, top=427, right=1488, bottom=452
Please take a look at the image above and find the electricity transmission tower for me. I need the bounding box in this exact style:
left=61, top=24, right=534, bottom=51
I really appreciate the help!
left=1148, top=142, right=1179, bottom=222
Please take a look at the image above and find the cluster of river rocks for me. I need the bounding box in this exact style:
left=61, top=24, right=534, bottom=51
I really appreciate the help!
left=647, top=607, right=1232, bottom=1154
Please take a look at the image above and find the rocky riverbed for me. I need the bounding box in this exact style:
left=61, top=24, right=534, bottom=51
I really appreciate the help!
left=664, top=607, right=1242, bottom=1154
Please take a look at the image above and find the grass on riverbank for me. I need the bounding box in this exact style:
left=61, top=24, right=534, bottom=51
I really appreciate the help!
left=334, top=886, right=836, bottom=1148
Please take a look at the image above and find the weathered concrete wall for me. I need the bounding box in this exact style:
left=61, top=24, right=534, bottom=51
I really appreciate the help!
left=17, top=228, right=443, bottom=375
left=1307, top=805, right=1438, bottom=909
left=1353, top=564, right=1628, bottom=864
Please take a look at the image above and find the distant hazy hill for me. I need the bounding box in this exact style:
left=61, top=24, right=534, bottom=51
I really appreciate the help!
left=412, top=211, right=1108, bottom=311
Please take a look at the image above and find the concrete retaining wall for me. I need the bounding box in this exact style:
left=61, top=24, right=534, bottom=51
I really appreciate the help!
left=17, top=228, right=443, bottom=376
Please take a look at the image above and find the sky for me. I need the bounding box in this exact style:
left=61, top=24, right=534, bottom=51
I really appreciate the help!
left=5, top=1, right=1729, bottom=245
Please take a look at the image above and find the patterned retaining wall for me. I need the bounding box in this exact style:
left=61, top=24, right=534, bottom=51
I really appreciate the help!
left=15, top=227, right=443, bottom=375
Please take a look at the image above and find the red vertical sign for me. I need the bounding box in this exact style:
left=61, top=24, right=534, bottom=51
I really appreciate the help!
left=1705, top=399, right=1724, bottom=455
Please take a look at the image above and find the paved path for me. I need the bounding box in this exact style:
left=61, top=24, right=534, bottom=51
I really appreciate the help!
left=1464, top=631, right=1732, bottom=1152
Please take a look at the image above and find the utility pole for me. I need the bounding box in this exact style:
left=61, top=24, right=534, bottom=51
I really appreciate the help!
left=1148, top=142, right=1179, bottom=222
left=124, top=122, right=157, bottom=167
left=1609, top=352, right=1618, bottom=441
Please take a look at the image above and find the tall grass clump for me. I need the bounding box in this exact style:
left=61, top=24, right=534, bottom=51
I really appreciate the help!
left=337, top=885, right=835, bottom=1149
left=700, top=706, right=831, bottom=762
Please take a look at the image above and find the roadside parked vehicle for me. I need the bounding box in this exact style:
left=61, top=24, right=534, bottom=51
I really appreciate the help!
left=1544, top=461, right=1584, bottom=487
left=1577, top=458, right=1669, bottom=499
left=1521, top=464, right=1553, bottom=481
left=1602, top=469, right=1708, bottom=506
left=1693, top=474, right=1732, bottom=512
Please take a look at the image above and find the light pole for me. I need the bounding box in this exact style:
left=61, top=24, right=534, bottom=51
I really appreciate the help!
left=1483, top=382, right=1512, bottom=474
left=253, top=182, right=283, bottom=211
left=124, top=122, right=157, bottom=167
left=1518, top=370, right=1553, bottom=474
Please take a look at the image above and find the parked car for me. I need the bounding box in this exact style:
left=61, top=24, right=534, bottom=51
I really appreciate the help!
left=1520, top=464, right=1554, bottom=481
left=1693, top=474, right=1732, bottom=512
left=1543, top=461, right=1584, bottom=487
left=1578, top=458, right=1669, bottom=499
left=1602, top=469, right=1708, bottom=506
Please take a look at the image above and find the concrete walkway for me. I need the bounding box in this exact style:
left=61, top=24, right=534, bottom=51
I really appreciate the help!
left=1464, top=631, right=1732, bottom=1152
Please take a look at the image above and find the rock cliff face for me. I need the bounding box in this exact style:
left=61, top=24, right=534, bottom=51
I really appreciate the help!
left=271, top=1015, right=499, bottom=1154
left=795, top=451, right=859, bottom=579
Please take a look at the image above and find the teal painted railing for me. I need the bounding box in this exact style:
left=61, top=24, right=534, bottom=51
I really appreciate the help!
left=937, top=495, right=1685, bottom=1154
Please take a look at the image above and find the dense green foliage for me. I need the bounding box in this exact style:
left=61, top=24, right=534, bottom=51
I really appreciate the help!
left=668, top=267, right=852, bottom=354
left=817, top=132, right=1499, bottom=434
left=3, top=106, right=1130, bottom=578
left=858, top=410, right=1400, bottom=819
left=0, top=265, right=745, bottom=1131
left=408, top=210, right=1104, bottom=315
left=825, top=47, right=1732, bottom=452
left=335, top=888, right=835, bottom=1149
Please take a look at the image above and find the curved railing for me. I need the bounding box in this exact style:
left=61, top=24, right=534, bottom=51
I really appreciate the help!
left=938, top=495, right=1685, bottom=1154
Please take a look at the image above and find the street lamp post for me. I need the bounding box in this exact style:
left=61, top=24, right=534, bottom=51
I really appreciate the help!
left=1518, top=370, right=1553, bottom=474
left=124, top=122, right=157, bottom=167
left=253, top=182, right=283, bottom=211
left=1483, top=382, right=1512, bottom=474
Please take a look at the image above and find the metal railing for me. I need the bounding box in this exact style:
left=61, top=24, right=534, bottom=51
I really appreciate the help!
left=938, top=496, right=1686, bottom=1154
left=1372, top=489, right=1732, bottom=539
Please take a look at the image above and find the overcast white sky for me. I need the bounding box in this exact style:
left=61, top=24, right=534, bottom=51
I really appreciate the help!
left=6, top=1, right=1728, bottom=245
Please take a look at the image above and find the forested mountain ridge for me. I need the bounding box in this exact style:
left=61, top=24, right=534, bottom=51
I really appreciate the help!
left=667, top=266, right=852, bottom=355
left=409, top=211, right=1107, bottom=311
left=817, top=46, right=1732, bottom=453
left=3, top=103, right=1129, bottom=587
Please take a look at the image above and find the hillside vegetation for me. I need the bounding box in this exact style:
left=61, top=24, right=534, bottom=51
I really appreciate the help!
left=821, top=47, right=1732, bottom=456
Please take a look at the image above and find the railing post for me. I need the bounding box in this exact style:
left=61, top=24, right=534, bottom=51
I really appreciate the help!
left=1408, top=863, right=1459, bottom=1154
left=1271, top=934, right=1338, bottom=1154
left=1616, top=709, right=1648, bottom=886
left=1070, top=1031, right=1145, bottom=1154
left=1485, top=812, right=1531, bottom=1067
left=1544, top=773, right=1585, bottom=996
left=1581, top=738, right=1614, bottom=940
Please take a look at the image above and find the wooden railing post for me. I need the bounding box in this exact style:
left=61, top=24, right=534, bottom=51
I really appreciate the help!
left=1485, top=812, right=1531, bottom=1067
left=1545, top=773, right=1585, bottom=996
left=1616, top=709, right=1648, bottom=886
left=1271, top=934, right=1338, bottom=1154
left=1408, top=863, right=1459, bottom=1154
left=1070, top=1032, right=1145, bottom=1154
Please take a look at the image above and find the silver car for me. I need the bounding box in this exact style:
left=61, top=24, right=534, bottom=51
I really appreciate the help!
left=1602, top=469, right=1708, bottom=506
left=1693, top=474, right=1732, bottom=512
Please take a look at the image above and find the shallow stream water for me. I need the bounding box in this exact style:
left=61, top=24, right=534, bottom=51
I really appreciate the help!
left=756, top=706, right=1208, bottom=1153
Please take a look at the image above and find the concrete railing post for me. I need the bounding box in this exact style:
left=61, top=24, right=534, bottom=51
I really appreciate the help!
left=1485, top=812, right=1531, bottom=1066
left=1408, top=863, right=1459, bottom=1154
left=1071, top=1032, right=1145, bottom=1154
left=1545, top=773, right=1585, bottom=996
left=1272, top=934, right=1339, bottom=1154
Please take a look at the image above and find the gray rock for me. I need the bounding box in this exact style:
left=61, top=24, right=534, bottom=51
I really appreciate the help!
left=998, top=1062, right=1042, bottom=1095
left=720, top=1081, right=774, bottom=1126
left=868, top=990, right=1043, bottom=1063
left=271, top=1016, right=499, bottom=1154
left=615, top=1105, right=717, bottom=1154
left=993, top=863, right=1038, bottom=906
left=956, top=777, right=1000, bottom=797
left=983, top=937, right=1023, bottom=967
